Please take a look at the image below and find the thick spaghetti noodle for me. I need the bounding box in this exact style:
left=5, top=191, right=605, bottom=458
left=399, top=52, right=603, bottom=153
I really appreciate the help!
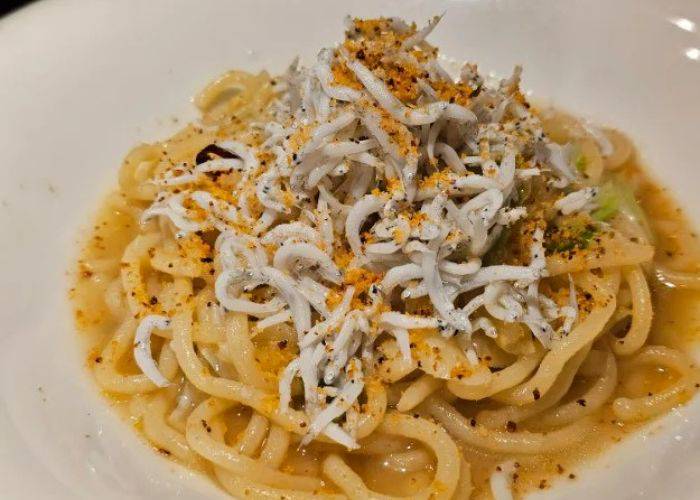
left=72, top=15, right=700, bottom=499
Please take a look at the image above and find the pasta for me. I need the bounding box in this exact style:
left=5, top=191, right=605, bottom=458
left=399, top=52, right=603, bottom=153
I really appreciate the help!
left=71, top=15, right=700, bottom=499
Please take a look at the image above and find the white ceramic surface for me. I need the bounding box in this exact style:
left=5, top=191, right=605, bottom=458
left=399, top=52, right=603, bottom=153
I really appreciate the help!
left=0, top=0, right=699, bottom=498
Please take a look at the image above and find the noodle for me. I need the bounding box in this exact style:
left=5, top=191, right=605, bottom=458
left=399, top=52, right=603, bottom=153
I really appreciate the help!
left=534, top=350, right=618, bottom=428
left=476, top=347, right=591, bottom=429
left=94, top=318, right=179, bottom=394
left=222, top=313, right=277, bottom=391
left=612, top=346, right=695, bottom=422
left=187, top=398, right=326, bottom=491
left=71, top=15, right=700, bottom=499
left=490, top=275, right=618, bottom=406
left=447, top=353, right=543, bottom=400
left=380, top=449, right=433, bottom=473
left=425, top=397, right=594, bottom=454
left=396, top=374, right=443, bottom=412
left=612, top=266, right=652, bottom=356
left=142, top=391, right=199, bottom=464
left=321, top=413, right=461, bottom=499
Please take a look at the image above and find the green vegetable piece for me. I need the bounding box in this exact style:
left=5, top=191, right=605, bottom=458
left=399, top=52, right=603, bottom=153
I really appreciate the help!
left=591, top=182, right=619, bottom=221
left=574, top=152, right=588, bottom=174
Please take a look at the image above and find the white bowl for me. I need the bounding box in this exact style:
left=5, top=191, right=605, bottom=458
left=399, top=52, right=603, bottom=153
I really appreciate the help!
left=0, top=0, right=699, bottom=498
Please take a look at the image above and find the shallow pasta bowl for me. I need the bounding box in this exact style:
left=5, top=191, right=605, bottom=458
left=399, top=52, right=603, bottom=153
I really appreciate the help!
left=0, top=0, right=699, bottom=498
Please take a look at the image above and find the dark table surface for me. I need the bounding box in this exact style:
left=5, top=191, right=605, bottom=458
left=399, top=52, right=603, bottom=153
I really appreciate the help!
left=2, top=0, right=36, bottom=18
